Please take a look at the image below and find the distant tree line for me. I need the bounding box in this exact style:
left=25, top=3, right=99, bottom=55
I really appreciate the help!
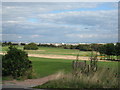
left=1, top=42, right=120, bottom=60
left=38, top=44, right=57, bottom=47
left=2, top=42, right=28, bottom=46
left=98, top=43, right=120, bottom=60
left=2, top=42, right=12, bottom=46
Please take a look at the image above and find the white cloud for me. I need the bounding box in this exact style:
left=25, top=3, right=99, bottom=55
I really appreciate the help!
left=2, top=2, right=118, bottom=43
left=18, top=36, right=22, bottom=38
left=66, top=33, right=118, bottom=38
left=31, top=34, right=42, bottom=38
left=5, top=20, right=20, bottom=23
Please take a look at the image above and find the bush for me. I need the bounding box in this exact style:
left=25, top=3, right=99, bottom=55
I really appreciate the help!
left=24, top=43, right=38, bottom=50
left=2, top=46, right=32, bottom=79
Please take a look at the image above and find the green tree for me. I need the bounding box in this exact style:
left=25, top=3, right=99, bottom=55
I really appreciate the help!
left=2, top=46, right=32, bottom=79
left=104, top=43, right=115, bottom=60
left=115, top=43, right=120, bottom=60
left=24, top=43, right=38, bottom=50
left=98, top=45, right=105, bottom=55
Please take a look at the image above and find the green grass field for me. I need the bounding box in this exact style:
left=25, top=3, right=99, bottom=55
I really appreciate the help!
left=1, top=46, right=94, bottom=57
left=30, top=57, right=72, bottom=78
left=30, top=57, right=118, bottom=78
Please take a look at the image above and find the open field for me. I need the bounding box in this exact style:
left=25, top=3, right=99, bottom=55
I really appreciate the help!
left=1, top=46, right=95, bottom=57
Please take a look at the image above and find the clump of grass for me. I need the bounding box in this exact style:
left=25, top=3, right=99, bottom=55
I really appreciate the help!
left=16, top=69, right=37, bottom=81
left=34, top=67, right=119, bottom=88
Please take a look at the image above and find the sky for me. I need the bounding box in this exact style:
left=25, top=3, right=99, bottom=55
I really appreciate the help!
left=2, top=2, right=118, bottom=43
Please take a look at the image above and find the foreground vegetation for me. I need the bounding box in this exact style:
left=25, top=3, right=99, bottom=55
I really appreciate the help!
left=34, top=67, right=119, bottom=88
left=2, top=46, right=32, bottom=79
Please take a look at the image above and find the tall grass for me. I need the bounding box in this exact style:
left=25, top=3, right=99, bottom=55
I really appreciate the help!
left=34, top=67, right=119, bottom=88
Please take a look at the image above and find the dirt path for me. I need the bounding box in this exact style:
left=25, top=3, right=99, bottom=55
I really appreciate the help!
left=0, top=52, right=113, bottom=62
left=3, top=73, right=57, bottom=88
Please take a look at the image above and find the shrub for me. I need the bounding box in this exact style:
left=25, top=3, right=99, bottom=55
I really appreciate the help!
left=2, top=46, right=32, bottom=79
left=24, top=43, right=38, bottom=50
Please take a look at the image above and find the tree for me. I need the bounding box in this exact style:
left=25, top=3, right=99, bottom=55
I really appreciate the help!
left=104, top=43, right=115, bottom=59
left=24, top=43, right=38, bottom=50
left=98, top=45, right=105, bottom=55
left=91, top=44, right=102, bottom=52
left=115, top=43, right=120, bottom=60
left=75, top=44, right=92, bottom=51
left=2, top=42, right=12, bottom=46
left=99, top=43, right=115, bottom=60
left=2, top=46, right=32, bottom=79
left=98, top=43, right=117, bottom=60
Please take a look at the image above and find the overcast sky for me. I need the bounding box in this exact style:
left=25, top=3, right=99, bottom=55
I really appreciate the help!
left=2, top=2, right=118, bottom=43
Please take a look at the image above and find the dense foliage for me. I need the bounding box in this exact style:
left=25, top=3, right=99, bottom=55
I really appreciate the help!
left=98, top=43, right=120, bottom=60
left=38, top=44, right=56, bottom=47
left=24, top=43, right=38, bottom=50
left=2, top=42, right=12, bottom=46
left=2, top=46, right=32, bottom=79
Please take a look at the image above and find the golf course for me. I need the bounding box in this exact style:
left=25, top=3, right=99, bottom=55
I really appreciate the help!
left=2, top=45, right=119, bottom=81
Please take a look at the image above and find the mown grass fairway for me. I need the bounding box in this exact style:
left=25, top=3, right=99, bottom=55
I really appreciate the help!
left=29, top=57, right=72, bottom=78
